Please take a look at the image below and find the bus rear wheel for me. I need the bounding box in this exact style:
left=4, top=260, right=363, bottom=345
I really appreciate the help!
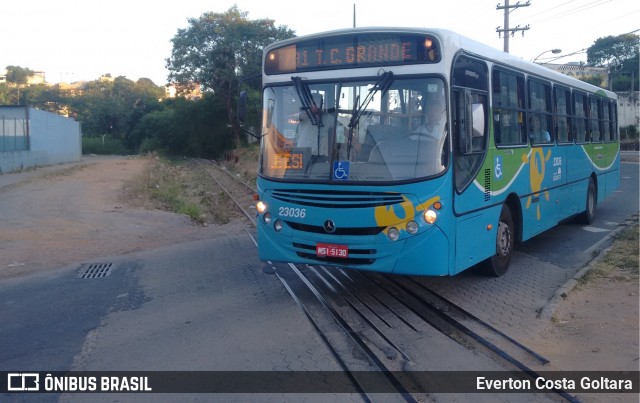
left=579, top=178, right=597, bottom=225
left=477, top=205, right=514, bottom=277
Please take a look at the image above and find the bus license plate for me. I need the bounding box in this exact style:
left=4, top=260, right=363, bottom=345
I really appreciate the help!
left=316, top=243, right=348, bottom=258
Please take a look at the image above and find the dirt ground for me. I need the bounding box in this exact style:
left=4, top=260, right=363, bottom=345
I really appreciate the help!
left=0, top=156, right=246, bottom=280
left=0, top=155, right=638, bottom=400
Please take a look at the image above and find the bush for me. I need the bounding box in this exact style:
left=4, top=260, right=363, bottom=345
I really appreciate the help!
left=620, top=125, right=639, bottom=140
left=139, top=137, right=163, bottom=154
left=130, top=94, right=234, bottom=159
left=82, top=136, right=129, bottom=155
left=620, top=125, right=640, bottom=151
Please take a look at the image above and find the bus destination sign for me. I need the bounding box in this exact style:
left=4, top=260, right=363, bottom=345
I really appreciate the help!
left=265, top=33, right=440, bottom=74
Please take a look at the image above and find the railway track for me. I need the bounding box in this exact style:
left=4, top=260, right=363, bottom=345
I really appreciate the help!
left=197, top=159, right=257, bottom=226
left=198, top=158, right=578, bottom=402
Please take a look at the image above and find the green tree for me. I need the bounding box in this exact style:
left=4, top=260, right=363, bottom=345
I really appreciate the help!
left=587, top=33, right=639, bottom=91
left=19, top=84, right=62, bottom=112
left=65, top=76, right=163, bottom=147
left=133, top=95, right=234, bottom=158
left=587, top=34, right=639, bottom=67
left=166, top=6, right=294, bottom=145
left=5, top=65, right=34, bottom=85
left=0, top=84, right=14, bottom=104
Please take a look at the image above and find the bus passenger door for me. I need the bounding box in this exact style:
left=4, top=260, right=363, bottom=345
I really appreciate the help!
left=452, top=88, right=493, bottom=273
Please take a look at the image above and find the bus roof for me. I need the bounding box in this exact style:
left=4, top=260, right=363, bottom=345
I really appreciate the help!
left=265, top=27, right=616, bottom=99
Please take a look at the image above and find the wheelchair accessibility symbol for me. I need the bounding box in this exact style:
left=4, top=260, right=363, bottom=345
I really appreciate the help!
left=333, top=161, right=350, bottom=180
left=494, top=156, right=503, bottom=180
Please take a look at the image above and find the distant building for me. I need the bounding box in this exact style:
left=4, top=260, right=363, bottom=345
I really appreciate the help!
left=164, top=82, right=202, bottom=100
left=0, top=69, right=46, bottom=85
left=617, top=91, right=639, bottom=128
left=26, top=71, right=46, bottom=85
left=56, top=81, right=87, bottom=97
left=164, top=84, right=177, bottom=98
left=541, top=62, right=609, bottom=88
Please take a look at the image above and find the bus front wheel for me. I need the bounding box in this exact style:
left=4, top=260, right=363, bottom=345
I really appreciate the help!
left=477, top=205, right=514, bottom=277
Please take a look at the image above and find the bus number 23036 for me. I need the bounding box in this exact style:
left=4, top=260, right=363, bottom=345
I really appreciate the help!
left=278, top=207, right=307, bottom=218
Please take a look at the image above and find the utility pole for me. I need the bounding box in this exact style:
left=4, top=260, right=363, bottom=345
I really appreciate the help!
left=353, top=4, right=356, bottom=28
left=496, top=0, right=531, bottom=53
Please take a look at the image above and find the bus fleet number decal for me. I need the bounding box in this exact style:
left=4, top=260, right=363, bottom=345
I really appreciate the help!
left=278, top=207, right=306, bottom=219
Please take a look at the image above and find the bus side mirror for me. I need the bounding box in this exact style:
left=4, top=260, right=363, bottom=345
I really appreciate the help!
left=237, top=91, right=248, bottom=124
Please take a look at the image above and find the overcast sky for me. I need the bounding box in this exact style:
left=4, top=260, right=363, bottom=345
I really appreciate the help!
left=1, top=0, right=638, bottom=85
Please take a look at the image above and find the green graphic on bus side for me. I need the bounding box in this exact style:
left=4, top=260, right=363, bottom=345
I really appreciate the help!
left=582, top=142, right=620, bottom=170
left=470, top=122, right=619, bottom=221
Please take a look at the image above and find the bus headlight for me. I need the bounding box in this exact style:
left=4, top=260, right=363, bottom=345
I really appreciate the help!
left=256, top=201, right=267, bottom=214
left=274, top=219, right=283, bottom=232
left=406, top=221, right=419, bottom=234
left=263, top=212, right=272, bottom=224
left=424, top=209, right=437, bottom=224
left=387, top=227, right=400, bottom=241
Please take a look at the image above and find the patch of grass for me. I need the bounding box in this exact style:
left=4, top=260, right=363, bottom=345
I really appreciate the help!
left=221, top=143, right=259, bottom=188
left=123, top=155, right=239, bottom=225
left=578, top=223, right=639, bottom=286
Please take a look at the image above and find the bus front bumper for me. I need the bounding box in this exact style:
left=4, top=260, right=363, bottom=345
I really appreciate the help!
left=257, top=221, right=450, bottom=276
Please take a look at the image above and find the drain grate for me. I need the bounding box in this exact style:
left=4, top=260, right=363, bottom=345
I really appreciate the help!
left=76, top=263, right=114, bottom=279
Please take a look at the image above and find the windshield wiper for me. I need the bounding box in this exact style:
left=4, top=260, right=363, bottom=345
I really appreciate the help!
left=291, top=76, right=322, bottom=127
left=346, top=71, right=393, bottom=160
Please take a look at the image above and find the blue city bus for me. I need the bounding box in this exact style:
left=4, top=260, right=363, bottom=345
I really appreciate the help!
left=252, top=27, right=619, bottom=276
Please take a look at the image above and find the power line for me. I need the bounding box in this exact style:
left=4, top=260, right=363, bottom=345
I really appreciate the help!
left=525, top=0, right=579, bottom=20
left=545, top=49, right=588, bottom=63
left=520, top=0, right=615, bottom=26
left=533, top=0, right=614, bottom=23
left=591, top=12, right=640, bottom=30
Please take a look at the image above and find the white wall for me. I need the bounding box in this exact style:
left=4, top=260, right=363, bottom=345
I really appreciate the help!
left=617, top=91, right=639, bottom=128
left=0, top=107, right=81, bottom=173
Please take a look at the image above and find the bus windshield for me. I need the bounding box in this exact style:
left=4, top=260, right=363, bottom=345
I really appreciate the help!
left=260, top=76, right=448, bottom=182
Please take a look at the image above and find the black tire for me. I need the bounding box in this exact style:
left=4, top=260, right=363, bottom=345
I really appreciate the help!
left=477, top=205, right=514, bottom=277
left=579, top=178, right=597, bottom=225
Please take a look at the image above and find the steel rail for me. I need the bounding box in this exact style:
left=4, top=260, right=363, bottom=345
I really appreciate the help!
left=198, top=161, right=256, bottom=226
left=405, top=276, right=550, bottom=365
left=364, top=273, right=579, bottom=403
left=286, top=262, right=418, bottom=402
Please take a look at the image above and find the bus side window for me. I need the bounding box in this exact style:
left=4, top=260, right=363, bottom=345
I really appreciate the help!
left=589, top=96, right=602, bottom=143
left=492, top=69, right=526, bottom=147
left=554, top=86, right=573, bottom=144
left=574, top=92, right=589, bottom=143
left=602, top=100, right=610, bottom=142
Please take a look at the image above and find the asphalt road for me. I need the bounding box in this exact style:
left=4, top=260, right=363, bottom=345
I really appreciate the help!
left=518, top=162, right=639, bottom=268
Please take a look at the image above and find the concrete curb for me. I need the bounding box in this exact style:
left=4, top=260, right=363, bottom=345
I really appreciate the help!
left=537, top=216, right=639, bottom=321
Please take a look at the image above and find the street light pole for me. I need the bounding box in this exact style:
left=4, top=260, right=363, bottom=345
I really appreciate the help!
left=532, top=48, right=562, bottom=63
